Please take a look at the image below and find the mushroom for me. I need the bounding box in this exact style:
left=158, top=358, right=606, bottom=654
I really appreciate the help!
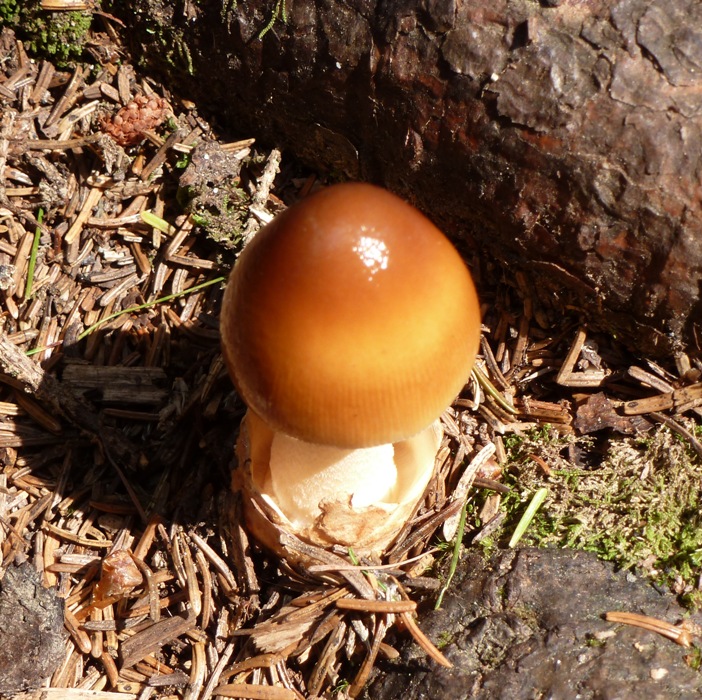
left=222, top=183, right=480, bottom=555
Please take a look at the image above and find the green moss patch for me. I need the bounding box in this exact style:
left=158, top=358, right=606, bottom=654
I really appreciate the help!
left=497, top=424, right=702, bottom=608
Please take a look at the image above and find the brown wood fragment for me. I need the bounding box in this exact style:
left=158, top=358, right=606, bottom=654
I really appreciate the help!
left=188, top=640, right=207, bottom=699
left=64, top=608, right=92, bottom=655
left=307, top=620, right=346, bottom=697
left=220, top=491, right=260, bottom=596
left=623, top=382, right=702, bottom=416
left=386, top=498, right=463, bottom=565
left=100, top=650, right=120, bottom=687
left=61, top=365, right=167, bottom=405
left=516, top=397, right=572, bottom=424
left=21, top=690, right=138, bottom=699
left=211, top=684, right=297, bottom=699
left=199, top=641, right=236, bottom=698
left=277, top=531, right=375, bottom=600
left=139, top=129, right=182, bottom=182
left=120, top=614, right=195, bottom=668
left=64, top=187, right=102, bottom=245
left=243, top=605, right=327, bottom=656
left=336, top=598, right=417, bottom=613
left=44, top=522, right=112, bottom=548
left=188, top=531, right=239, bottom=595
left=627, top=366, right=676, bottom=394
left=12, top=391, right=62, bottom=433
left=574, top=392, right=652, bottom=435
left=557, top=328, right=609, bottom=388
left=180, top=532, right=202, bottom=619
left=623, top=394, right=675, bottom=416
left=222, top=652, right=287, bottom=678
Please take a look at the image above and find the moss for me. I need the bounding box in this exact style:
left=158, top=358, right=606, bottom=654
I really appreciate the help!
left=585, top=635, right=606, bottom=648
left=187, top=187, right=248, bottom=253
left=107, top=0, right=193, bottom=75
left=498, top=424, right=702, bottom=609
left=332, top=679, right=351, bottom=695
left=685, top=645, right=702, bottom=671
left=0, top=1, right=94, bottom=66
left=221, top=0, right=288, bottom=38
left=0, top=0, right=19, bottom=25
left=435, top=630, right=455, bottom=650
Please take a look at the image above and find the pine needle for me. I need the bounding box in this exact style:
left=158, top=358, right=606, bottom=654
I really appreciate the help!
left=76, top=276, right=226, bottom=340
left=25, top=276, right=226, bottom=356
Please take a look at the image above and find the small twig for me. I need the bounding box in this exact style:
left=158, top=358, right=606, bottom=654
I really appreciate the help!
left=200, top=641, right=236, bottom=699
left=21, top=133, right=103, bottom=150
left=650, top=412, right=702, bottom=460
left=386, top=498, right=464, bottom=565
left=443, top=442, right=496, bottom=540
left=211, top=683, right=297, bottom=699
left=188, top=531, right=239, bottom=594
left=348, top=616, right=386, bottom=697
left=242, top=148, right=282, bottom=245
left=556, top=327, right=608, bottom=387
left=131, top=555, right=160, bottom=621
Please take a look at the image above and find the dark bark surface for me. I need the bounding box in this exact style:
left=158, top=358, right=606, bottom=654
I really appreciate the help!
left=0, top=563, right=67, bottom=695
left=114, top=0, right=702, bottom=357
left=365, top=549, right=702, bottom=700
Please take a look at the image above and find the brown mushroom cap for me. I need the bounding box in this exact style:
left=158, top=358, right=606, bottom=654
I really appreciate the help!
left=221, top=183, right=480, bottom=448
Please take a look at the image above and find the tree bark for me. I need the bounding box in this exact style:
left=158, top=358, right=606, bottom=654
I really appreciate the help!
left=115, top=0, right=702, bottom=357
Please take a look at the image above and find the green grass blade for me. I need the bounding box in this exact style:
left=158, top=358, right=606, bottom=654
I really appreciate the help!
left=508, top=487, right=549, bottom=548
left=24, top=208, right=44, bottom=299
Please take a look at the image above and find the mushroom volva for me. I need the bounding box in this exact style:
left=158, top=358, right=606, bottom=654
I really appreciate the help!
left=222, top=183, right=480, bottom=554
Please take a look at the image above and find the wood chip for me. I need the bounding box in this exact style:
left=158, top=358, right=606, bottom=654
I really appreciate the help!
left=120, top=614, right=196, bottom=668
left=65, top=187, right=103, bottom=245
left=211, top=684, right=298, bottom=700
left=336, top=598, right=417, bottom=613
left=556, top=327, right=609, bottom=387
left=61, top=365, right=167, bottom=405
left=623, top=382, right=702, bottom=416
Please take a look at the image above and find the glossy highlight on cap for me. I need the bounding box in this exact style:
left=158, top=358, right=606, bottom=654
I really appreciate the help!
left=220, top=183, right=481, bottom=448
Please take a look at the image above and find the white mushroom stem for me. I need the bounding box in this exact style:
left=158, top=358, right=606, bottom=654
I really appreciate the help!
left=238, top=410, right=445, bottom=552
left=270, top=438, right=397, bottom=529
left=248, top=414, right=443, bottom=547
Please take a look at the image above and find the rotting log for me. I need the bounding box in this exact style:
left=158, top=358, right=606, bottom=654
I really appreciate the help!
left=113, top=0, right=702, bottom=357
